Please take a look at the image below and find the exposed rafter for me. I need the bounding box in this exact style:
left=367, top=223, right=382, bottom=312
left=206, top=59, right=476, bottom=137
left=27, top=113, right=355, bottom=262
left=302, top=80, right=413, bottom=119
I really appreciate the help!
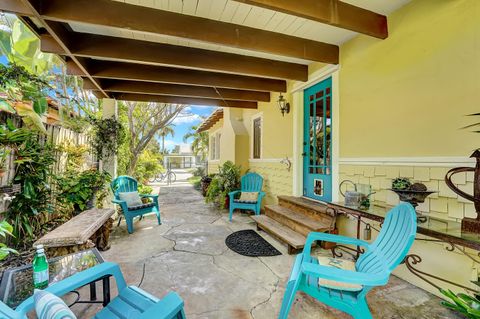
left=100, top=80, right=270, bottom=102
left=112, top=93, right=258, bottom=109
left=234, top=0, right=388, bottom=39
left=31, top=0, right=339, bottom=64
left=68, top=60, right=287, bottom=93
left=54, top=33, right=308, bottom=81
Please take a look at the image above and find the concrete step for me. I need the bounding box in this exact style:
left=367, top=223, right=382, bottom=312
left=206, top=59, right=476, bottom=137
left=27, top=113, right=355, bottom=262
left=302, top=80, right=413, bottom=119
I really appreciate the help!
left=278, top=195, right=336, bottom=226
left=251, top=215, right=306, bottom=254
left=265, top=205, right=332, bottom=237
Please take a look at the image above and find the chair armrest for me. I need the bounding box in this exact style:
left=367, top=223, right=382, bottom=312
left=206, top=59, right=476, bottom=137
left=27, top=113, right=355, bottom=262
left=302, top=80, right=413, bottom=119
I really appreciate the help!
left=258, top=191, right=266, bottom=199
left=140, top=291, right=185, bottom=319
left=112, top=199, right=127, bottom=205
left=16, top=262, right=127, bottom=316
left=301, top=262, right=388, bottom=287
left=140, top=194, right=158, bottom=199
left=304, top=232, right=370, bottom=257
left=228, top=190, right=241, bottom=198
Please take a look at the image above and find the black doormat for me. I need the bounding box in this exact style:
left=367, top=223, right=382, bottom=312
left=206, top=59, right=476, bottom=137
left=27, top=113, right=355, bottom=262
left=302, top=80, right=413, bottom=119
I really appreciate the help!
left=225, top=230, right=282, bottom=257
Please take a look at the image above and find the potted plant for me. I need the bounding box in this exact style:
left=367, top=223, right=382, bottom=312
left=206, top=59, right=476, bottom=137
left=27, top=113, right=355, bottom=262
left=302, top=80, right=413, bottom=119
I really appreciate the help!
left=205, top=161, right=241, bottom=209
left=441, top=289, right=480, bottom=318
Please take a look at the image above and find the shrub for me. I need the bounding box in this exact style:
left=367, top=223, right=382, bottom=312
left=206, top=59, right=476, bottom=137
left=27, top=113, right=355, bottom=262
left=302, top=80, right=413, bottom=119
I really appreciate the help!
left=133, top=150, right=163, bottom=183
left=205, top=161, right=241, bottom=206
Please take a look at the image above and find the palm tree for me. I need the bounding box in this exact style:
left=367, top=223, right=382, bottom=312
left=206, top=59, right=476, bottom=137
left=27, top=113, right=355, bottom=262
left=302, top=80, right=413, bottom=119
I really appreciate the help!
left=159, top=125, right=175, bottom=154
left=183, top=125, right=209, bottom=161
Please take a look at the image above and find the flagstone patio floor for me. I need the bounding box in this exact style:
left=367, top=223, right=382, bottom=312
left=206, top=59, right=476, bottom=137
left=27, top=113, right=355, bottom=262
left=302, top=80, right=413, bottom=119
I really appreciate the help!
left=76, top=182, right=460, bottom=319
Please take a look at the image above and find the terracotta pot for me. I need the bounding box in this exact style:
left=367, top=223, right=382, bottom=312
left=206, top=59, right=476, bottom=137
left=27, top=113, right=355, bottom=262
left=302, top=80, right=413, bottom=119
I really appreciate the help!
left=321, top=228, right=339, bottom=249
left=0, top=169, right=5, bottom=178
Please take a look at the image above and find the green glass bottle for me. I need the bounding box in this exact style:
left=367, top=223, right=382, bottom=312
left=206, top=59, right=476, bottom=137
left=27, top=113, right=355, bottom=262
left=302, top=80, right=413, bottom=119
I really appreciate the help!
left=33, top=245, right=49, bottom=289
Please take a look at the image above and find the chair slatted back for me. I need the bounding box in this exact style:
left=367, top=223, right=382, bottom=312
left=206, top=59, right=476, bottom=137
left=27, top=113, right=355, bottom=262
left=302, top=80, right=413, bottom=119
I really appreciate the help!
left=241, top=173, right=263, bottom=192
left=111, top=176, right=139, bottom=198
left=356, top=203, right=417, bottom=275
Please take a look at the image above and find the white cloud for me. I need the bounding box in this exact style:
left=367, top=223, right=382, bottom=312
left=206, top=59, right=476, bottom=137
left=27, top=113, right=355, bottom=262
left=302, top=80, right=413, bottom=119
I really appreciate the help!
left=162, top=139, right=177, bottom=148
left=172, top=112, right=202, bottom=125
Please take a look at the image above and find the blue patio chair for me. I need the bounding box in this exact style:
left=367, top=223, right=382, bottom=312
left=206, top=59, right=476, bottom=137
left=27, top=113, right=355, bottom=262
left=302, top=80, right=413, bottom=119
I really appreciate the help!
left=0, top=262, right=186, bottom=319
left=278, top=202, right=417, bottom=319
left=111, top=176, right=161, bottom=234
left=228, top=172, right=265, bottom=221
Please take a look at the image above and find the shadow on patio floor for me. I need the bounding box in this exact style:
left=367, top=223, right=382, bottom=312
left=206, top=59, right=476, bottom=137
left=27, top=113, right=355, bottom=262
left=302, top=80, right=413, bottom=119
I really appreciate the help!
left=74, top=183, right=461, bottom=319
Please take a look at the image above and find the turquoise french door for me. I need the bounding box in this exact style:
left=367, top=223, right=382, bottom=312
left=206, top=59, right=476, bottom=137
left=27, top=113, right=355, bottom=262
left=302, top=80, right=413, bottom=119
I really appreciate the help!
left=303, top=78, right=332, bottom=202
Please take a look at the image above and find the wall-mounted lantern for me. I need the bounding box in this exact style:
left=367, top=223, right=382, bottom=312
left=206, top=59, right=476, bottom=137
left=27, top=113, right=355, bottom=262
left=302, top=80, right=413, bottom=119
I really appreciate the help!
left=277, top=93, right=290, bottom=116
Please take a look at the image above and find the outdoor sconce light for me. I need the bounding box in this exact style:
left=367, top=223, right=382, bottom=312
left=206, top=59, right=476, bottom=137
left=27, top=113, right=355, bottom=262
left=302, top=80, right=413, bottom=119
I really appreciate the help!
left=277, top=93, right=290, bottom=116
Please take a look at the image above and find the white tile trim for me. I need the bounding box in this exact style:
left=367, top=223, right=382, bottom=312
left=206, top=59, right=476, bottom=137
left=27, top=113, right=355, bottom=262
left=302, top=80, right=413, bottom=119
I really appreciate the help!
left=339, top=157, right=475, bottom=167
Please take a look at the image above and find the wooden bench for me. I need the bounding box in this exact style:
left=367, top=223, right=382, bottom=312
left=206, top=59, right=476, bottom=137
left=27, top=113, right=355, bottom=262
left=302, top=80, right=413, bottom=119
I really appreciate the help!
left=34, top=208, right=115, bottom=257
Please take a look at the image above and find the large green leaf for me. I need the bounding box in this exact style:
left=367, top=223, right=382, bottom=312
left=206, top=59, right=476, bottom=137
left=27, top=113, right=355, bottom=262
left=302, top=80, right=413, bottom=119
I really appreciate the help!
left=0, top=99, right=15, bottom=113
left=33, top=97, right=48, bottom=115
left=0, top=25, right=12, bottom=57
left=14, top=101, right=47, bottom=133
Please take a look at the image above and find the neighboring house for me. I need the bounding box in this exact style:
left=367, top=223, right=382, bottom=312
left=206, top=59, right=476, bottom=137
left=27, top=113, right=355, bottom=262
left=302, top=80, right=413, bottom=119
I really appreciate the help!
left=197, top=0, right=480, bottom=296
left=163, top=144, right=199, bottom=169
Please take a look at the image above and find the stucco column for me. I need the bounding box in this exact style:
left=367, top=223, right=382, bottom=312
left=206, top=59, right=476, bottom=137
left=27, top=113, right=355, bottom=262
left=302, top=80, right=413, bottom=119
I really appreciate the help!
left=101, top=98, right=118, bottom=178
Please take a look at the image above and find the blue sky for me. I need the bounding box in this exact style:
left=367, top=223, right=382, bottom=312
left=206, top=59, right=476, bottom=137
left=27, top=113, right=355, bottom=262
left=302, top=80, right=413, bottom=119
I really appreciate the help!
left=164, top=105, right=216, bottom=151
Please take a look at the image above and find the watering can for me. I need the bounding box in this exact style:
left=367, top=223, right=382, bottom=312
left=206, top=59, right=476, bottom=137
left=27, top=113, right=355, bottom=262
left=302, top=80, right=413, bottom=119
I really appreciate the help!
left=339, top=180, right=375, bottom=209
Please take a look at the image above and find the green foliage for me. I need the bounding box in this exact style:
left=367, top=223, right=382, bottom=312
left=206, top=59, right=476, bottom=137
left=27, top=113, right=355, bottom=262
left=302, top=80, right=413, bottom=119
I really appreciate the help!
left=392, top=177, right=412, bottom=190
left=3, top=129, right=56, bottom=247
left=0, top=16, right=62, bottom=74
left=57, top=139, right=90, bottom=172
left=138, top=184, right=153, bottom=195
left=205, top=161, right=241, bottom=206
left=55, top=169, right=111, bottom=214
left=183, top=124, right=208, bottom=160
left=191, top=166, right=206, bottom=177
left=89, top=117, right=126, bottom=160
left=0, top=221, right=17, bottom=261
left=440, top=289, right=480, bottom=318
left=0, top=64, right=52, bottom=133
left=133, top=149, right=164, bottom=183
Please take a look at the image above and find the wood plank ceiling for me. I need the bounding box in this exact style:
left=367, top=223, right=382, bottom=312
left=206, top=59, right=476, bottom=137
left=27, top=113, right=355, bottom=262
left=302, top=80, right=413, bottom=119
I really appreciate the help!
left=0, top=0, right=410, bottom=109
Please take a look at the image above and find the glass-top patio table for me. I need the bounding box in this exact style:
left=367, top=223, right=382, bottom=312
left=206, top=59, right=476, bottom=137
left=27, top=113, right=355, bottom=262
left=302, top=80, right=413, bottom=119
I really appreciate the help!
left=0, top=249, right=110, bottom=309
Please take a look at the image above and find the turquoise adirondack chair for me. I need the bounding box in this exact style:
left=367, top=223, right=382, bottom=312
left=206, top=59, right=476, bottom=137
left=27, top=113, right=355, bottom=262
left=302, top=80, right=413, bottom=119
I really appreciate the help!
left=228, top=172, right=265, bottom=221
left=111, top=176, right=161, bottom=234
left=278, top=202, right=417, bottom=319
left=0, top=262, right=186, bottom=319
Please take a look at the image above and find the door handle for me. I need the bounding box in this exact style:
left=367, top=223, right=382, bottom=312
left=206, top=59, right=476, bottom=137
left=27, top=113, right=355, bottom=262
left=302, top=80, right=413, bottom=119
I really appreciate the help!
left=301, top=152, right=306, bottom=157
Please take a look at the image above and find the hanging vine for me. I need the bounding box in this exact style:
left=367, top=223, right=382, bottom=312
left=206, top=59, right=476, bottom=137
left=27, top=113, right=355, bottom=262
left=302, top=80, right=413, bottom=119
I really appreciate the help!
left=89, top=117, right=126, bottom=161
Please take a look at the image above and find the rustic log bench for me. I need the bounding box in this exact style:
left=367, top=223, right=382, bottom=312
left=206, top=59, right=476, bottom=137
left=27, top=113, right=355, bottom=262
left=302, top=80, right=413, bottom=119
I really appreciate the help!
left=34, top=208, right=115, bottom=257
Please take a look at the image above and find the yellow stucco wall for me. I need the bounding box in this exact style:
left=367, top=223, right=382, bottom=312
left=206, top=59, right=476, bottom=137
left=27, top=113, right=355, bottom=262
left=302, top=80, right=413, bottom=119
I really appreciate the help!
left=335, top=0, right=480, bottom=296
left=339, top=0, right=480, bottom=157
left=248, top=161, right=293, bottom=206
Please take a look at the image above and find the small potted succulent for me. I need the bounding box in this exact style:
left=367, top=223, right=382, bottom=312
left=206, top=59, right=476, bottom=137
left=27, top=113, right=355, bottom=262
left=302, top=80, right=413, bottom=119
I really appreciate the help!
left=390, top=177, right=436, bottom=209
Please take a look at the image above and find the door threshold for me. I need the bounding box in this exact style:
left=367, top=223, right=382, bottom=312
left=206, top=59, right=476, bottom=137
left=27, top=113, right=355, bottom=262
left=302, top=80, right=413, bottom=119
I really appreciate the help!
left=301, top=196, right=329, bottom=206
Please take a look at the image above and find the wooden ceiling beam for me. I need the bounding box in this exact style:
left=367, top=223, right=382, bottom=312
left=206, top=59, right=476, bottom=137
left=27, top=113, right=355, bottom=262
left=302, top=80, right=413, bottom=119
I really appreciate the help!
left=234, top=0, right=388, bottom=39
left=101, top=80, right=270, bottom=102
left=34, top=0, right=338, bottom=64
left=62, top=33, right=307, bottom=81
left=112, top=93, right=257, bottom=109
left=0, top=0, right=33, bottom=16
left=85, top=61, right=287, bottom=93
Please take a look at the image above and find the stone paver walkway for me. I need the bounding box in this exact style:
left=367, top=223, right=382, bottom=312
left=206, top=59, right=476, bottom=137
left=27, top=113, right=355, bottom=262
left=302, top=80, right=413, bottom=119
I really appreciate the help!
left=77, top=183, right=459, bottom=319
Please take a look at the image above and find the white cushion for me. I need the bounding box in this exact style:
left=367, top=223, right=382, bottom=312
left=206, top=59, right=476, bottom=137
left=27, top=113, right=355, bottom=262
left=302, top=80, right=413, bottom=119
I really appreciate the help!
left=317, top=256, right=363, bottom=292
left=118, top=191, right=143, bottom=207
left=34, top=289, right=77, bottom=319
left=238, top=192, right=258, bottom=202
